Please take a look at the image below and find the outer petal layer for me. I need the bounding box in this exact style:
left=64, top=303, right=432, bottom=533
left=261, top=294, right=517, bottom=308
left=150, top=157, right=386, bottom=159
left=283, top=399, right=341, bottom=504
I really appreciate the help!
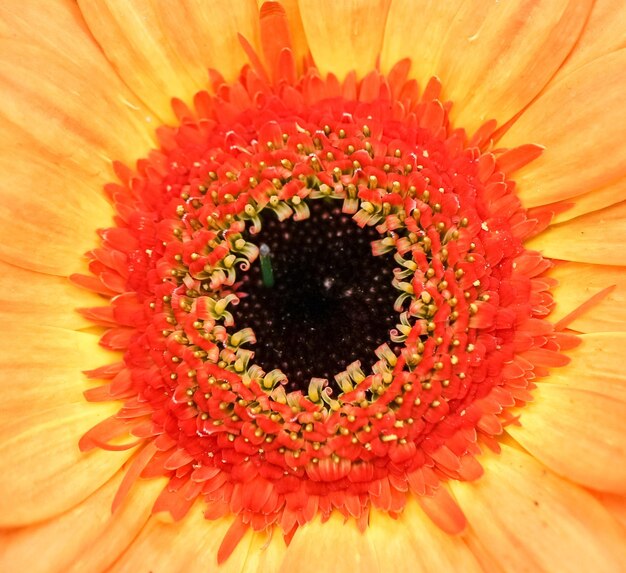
left=279, top=513, right=378, bottom=573
left=0, top=326, right=116, bottom=416
left=559, top=0, right=626, bottom=75
left=450, top=445, right=626, bottom=572
left=0, top=473, right=164, bottom=573
left=77, top=0, right=260, bottom=123
left=382, top=0, right=592, bottom=135
left=507, top=376, right=626, bottom=493
left=0, top=262, right=102, bottom=329
left=526, top=201, right=626, bottom=265
left=367, top=502, right=483, bottom=572
left=548, top=263, right=626, bottom=332
left=298, top=0, right=392, bottom=78
left=499, top=50, right=626, bottom=208
left=108, top=509, right=257, bottom=573
left=0, top=402, right=132, bottom=527
left=0, top=137, right=114, bottom=275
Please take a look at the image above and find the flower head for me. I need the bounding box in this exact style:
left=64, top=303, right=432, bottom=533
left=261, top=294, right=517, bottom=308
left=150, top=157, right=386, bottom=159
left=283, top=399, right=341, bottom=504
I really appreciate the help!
left=1, top=1, right=625, bottom=572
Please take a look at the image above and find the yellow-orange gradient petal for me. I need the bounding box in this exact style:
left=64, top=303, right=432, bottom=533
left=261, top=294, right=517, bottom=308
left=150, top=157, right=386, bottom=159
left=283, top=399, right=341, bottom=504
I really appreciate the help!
left=77, top=0, right=261, bottom=123
left=108, top=508, right=256, bottom=573
left=0, top=39, right=155, bottom=169
left=551, top=177, right=626, bottom=224
left=450, top=445, right=626, bottom=572
left=0, top=136, right=113, bottom=275
left=548, top=263, right=626, bottom=332
left=506, top=373, right=626, bottom=494
left=259, top=0, right=310, bottom=73
left=0, top=261, right=102, bottom=330
left=0, top=326, right=116, bottom=416
left=529, top=333, right=626, bottom=400
left=594, top=491, right=626, bottom=531
left=525, top=201, right=626, bottom=266
left=381, top=0, right=464, bottom=83
left=382, top=0, right=591, bottom=135
left=559, top=0, right=626, bottom=76
left=499, top=49, right=626, bottom=208
left=298, top=0, right=392, bottom=79
left=233, top=530, right=288, bottom=573
left=366, top=502, right=483, bottom=572
left=279, top=512, right=378, bottom=573
left=0, top=401, right=132, bottom=527
left=0, top=472, right=164, bottom=573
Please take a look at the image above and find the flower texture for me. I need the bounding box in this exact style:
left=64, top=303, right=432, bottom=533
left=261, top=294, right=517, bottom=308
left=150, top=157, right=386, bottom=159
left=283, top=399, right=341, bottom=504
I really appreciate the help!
left=1, top=1, right=626, bottom=572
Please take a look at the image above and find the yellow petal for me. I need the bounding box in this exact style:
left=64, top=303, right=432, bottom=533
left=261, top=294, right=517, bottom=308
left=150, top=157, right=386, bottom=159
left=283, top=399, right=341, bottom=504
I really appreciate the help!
left=594, top=491, right=626, bottom=531
left=507, top=382, right=626, bottom=494
left=0, top=472, right=163, bottom=573
left=0, top=261, right=101, bottom=329
left=529, top=333, right=626, bottom=399
left=549, top=263, right=626, bottom=332
left=450, top=445, right=626, bottom=572
left=367, top=502, right=482, bottom=572
left=237, top=530, right=287, bottom=573
left=525, top=201, right=626, bottom=266
left=499, top=49, right=626, bottom=208
left=381, top=0, right=464, bottom=83
left=0, top=135, right=113, bottom=275
left=0, top=402, right=132, bottom=527
left=77, top=0, right=260, bottom=123
left=382, top=0, right=591, bottom=136
left=0, top=37, right=157, bottom=275
left=0, top=326, right=115, bottom=418
left=0, top=39, right=155, bottom=169
left=552, top=177, right=626, bottom=224
left=558, top=0, right=626, bottom=76
left=298, top=0, right=392, bottom=79
left=108, top=509, right=252, bottom=573
left=279, top=512, right=378, bottom=573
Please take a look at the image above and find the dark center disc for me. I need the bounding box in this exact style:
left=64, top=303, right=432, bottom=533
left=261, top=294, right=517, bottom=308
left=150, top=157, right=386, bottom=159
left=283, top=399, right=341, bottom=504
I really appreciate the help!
left=236, top=200, right=399, bottom=392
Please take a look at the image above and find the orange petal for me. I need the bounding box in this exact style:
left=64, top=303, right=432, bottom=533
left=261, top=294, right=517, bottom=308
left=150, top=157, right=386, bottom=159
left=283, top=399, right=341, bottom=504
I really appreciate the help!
left=0, top=138, right=113, bottom=275
left=450, top=445, right=626, bottom=572
left=382, top=0, right=592, bottom=135
left=507, top=382, right=626, bottom=494
left=558, top=0, right=626, bottom=76
left=499, top=50, right=626, bottom=208
left=0, top=0, right=160, bottom=152
left=279, top=512, right=378, bottom=573
left=234, top=530, right=288, bottom=573
left=525, top=201, right=626, bottom=266
left=0, top=39, right=155, bottom=169
left=77, top=0, right=260, bottom=123
left=298, top=0, right=392, bottom=79
left=0, top=472, right=163, bottom=573
left=0, top=37, right=157, bottom=275
left=549, top=263, right=626, bottom=332
left=261, top=0, right=310, bottom=73
left=531, top=332, right=626, bottom=399
left=0, top=326, right=116, bottom=418
left=594, top=491, right=626, bottom=531
left=367, top=502, right=483, bottom=572
left=381, top=0, right=464, bottom=83
left=0, top=401, right=133, bottom=527
left=108, top=509, right=252, bottom=573
left=0, top=262, right=102, bottom=329
left=552, top=177, right=626, bottom=224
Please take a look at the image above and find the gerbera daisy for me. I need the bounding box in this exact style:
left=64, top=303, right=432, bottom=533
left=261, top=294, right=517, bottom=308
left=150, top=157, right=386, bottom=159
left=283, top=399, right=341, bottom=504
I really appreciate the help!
left=1, top=0, right=625, bottom=571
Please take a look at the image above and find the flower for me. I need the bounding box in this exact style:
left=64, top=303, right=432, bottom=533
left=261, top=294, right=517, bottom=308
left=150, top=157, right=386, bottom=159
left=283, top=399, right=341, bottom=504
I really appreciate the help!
left=1, top=0, right=625, bottom=571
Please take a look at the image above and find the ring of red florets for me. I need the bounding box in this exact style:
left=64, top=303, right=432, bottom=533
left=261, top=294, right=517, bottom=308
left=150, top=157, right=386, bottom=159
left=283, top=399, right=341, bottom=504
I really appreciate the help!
left=77, top=65, right=572, bottom=541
